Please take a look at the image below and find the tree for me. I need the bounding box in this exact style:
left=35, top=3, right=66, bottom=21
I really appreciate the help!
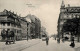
left=62, top=18, right=80, bottom=42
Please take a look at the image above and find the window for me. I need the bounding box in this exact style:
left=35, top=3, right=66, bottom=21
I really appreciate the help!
left=27, top=32, right=28, bottom=34
left=3, top=23, right=5, bottom=26
left=73, top=15, right=76, bottom=18
left=27, top=23, right=29, bottom=27
left=7, top=23, right=10, bottom=26
left=27, top=28, right=28, bottom=31
left=75, top=9, right=77, bottom=12
left=69, top=15, right=72, bottom=19
left=17, top=30, right=18, bottom=33
left=11, top=24, right=14, bottom=27
left=67, top=14, right=69, bottom=18
left=67, top=9, right=68, bottom=12
left=60, top=21, right=64, bottom=25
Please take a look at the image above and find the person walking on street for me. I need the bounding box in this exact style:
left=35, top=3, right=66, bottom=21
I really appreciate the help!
left=10, top=30, right=15, bottom=44
left=1, top=29, right=6, bottom=41
left=57, top=38, right=60, bottom=43
left=5, top=29, right=11, bottom=45
left=70, top=36, right=75, bottom=47
left=46, top=37, right=49, bottom=45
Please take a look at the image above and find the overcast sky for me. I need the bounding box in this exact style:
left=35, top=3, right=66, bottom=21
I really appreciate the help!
left=0, top=0, right=80, bottom=35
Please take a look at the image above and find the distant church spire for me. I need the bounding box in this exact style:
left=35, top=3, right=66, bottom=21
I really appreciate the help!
left=61, top=0, right=65, bottom=8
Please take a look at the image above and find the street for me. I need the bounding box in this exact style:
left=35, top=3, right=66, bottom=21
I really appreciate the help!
left=0, top=38, right=80, bottom=51
left=0, top=39, right=41, bottom=51
left=22, top=38, right=75, bottom=51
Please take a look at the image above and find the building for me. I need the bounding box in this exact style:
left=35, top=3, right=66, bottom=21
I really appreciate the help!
left=35, top=17, right=41, bottom=38
left=0, top=9, right=32, bottom=41
left=27, top=21, right=31, bottom=39
left=19, top=17, right=28, bottom=40
left=58, top=0, right=80, bottom=39
left=23, top=17, right=32, bottom=40
left=0, top=9, right=21, bottom=40
left=26, top=14, right=41, bottom=39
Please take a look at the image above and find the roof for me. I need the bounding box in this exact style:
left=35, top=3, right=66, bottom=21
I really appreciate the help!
left=26, top=14, right=40, bottom=23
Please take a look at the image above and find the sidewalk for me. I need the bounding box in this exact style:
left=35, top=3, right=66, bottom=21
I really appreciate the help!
left=0, top=39, right=41, bottom=51
left=60, top=39, right=80, bottom=51
left=74, top=42, right=80, bottom=51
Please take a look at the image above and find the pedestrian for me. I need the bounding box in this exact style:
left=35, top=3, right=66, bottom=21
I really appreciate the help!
left=70, top=36, right=75, bottom=47
left=5, top=29, right=11, bottom=45
left=46, top=37, right=49, bottom=45
left=57, top=38, right=60, bottom=43
left=10, top=30, right=15, bottom=44
left=1, top=29, right=6, bottom=41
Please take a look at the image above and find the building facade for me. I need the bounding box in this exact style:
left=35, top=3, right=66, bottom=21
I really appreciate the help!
left=0, top=9, right=21, bottom=40
left=19, top=17, right=28, bottom=40
left=0, top=9, right=32, bottom=41
left=58, top=0, right=80, bottom=39
left=27, top=22, right=31, bottom=39
left=26, top=14, right=41, bottom=39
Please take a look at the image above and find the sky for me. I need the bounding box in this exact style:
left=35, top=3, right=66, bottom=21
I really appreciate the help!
left=0, top=0, right=80, bottom=36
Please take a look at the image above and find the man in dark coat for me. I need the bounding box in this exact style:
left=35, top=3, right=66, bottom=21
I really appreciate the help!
left=70, top=36, right=75, bottom=47
left=5, top=29, right=11, bottom=44
left=46, top=37, right=49, bottom=45
left=10, top=30, right=15, bottom=44
left=1, top=29, right=6, bottom=41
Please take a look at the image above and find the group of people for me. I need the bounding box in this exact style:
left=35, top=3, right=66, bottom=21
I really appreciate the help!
left=1, top=29, right=15, bottom=45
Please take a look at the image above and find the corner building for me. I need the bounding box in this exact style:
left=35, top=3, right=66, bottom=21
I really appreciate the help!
left=0, top=9, right=21, bottom=40
left=58, top=0, right=80, bottom=38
